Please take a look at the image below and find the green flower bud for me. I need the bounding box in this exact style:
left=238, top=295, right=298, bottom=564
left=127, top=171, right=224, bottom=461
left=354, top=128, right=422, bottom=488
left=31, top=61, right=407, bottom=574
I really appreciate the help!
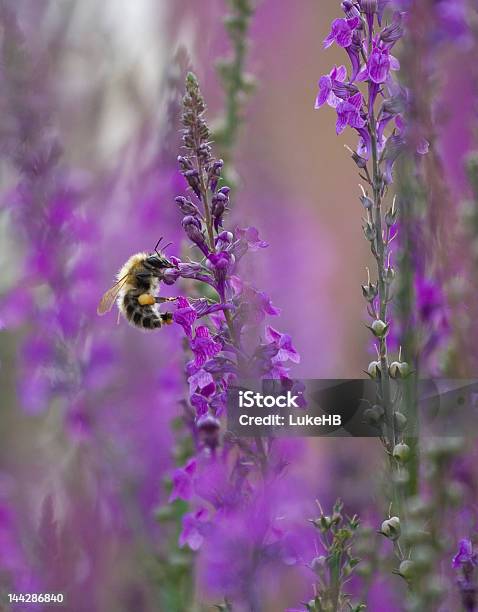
left=393, top=443, right=410, bottom=462
left=367, top=360, right=381, bottom=379
left=363, top=404, right=384, bottom=426
left=380, top=516, right=401, bottom=540
left=385, top=204, right=399, bottom=226
left=361, top=281, right=378, bottom=302
left=385, top=266, right=395, bottom=284
left=370, top=319, right=389, bottom=338
left=389, top=360, right=410, bottom=379
left=399, top=559, right=416, bottom=580
left=393, top=411, right=407, bottom=432
left=363, top=221, right=375, bottom=241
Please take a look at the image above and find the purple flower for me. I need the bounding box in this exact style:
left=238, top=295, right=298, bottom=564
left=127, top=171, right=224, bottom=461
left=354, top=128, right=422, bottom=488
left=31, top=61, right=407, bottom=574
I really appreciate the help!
left=336, top=92, right=365, bottom=134
left=179, top=507, right=209, bottom=551
left=174, top=296, right=198, bottom=338
left=265, top=326, right=300, bottom=364
left=188, top=367, right=215, bottom=396
left=358, top=43, right=399, bottom=84
left=315, top=65, right=347, bottom=109
left=169, top=458, right=197, bottom=502
left=191, top=326, right=222, bottom=367
left=453, top=539, right=478, bottom=569
left=323, top=17, right=360, bottom=49
left=235, top=226, right=268, bottom=251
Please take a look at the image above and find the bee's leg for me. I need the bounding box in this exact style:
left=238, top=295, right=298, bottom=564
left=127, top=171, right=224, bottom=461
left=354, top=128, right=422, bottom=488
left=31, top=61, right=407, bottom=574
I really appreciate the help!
left=154, top=297, right=178, bottom=303
left=160, top=313, right=174, bottom=325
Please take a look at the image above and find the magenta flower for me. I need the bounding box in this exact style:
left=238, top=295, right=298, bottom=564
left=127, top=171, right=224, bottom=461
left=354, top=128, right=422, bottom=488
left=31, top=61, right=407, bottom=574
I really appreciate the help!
left=191, top=326, right=222, bottom=367
left=336, top=92, right=366, bottom=134
left=265, top=325, right=300, bottom=364
left=452, top=539, right=478, bottom=569
left=357, top=43, right=399, bottom=84
left=179, top=507, right=209, bottom=551
left=323, top=17, right=360, bottom=48
left=173, top=296, right=198, bottom=338
left=169, top=458, right=197, bottom=502
left=235, top=226, right=268, bottom=251
left=315, top=65, right=347, bottom=109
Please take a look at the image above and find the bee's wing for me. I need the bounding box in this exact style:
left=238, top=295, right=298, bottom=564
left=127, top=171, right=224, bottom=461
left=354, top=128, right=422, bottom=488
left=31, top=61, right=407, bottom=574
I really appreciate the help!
left=97, top=274, right=129, bottom=316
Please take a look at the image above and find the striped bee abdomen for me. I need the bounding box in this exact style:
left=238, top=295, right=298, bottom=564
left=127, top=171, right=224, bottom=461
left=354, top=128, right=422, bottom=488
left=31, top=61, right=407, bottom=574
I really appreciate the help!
left=121, top=292, right=172, bottom=330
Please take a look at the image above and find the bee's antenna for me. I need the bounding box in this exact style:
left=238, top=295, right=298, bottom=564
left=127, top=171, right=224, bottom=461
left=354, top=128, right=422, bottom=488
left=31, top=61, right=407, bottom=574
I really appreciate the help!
left=154, top=237, right=163, bottom=256
left=162, top=241, right=173, bottom=253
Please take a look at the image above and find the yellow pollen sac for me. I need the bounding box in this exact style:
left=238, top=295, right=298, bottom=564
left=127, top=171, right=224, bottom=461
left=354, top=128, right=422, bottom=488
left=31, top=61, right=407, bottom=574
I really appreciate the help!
left=138, top=294, right=155, bottom=306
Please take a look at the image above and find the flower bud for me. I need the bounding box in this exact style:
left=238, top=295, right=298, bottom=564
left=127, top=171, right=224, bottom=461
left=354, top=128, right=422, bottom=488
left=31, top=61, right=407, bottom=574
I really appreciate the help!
left=399, top=559, right=416, bottom=580
left=182, top=169, right=201, bottom=198
left=394, top=411, right=407, bottom=432
left=393, top=443, right=410, bottom=462
left=389, top=361, right=410, bottom=379
left=351, top=150, right=367, bottom=168
left=363, top=221, right=375, bottom=241
left=370, top=319, right=389, bottom=338
left=360, top=194, right=373, bottom=210
left=182, top=216, right=209, bottom=255
left=175, top=196, right=199, bottom=216
left=385, top=205, right=399, bottom=226
left=207, top=159, right=224, bottom=191
left=363, top=404, right=384, bottom=426
left=367, top=360, right=381, bottom=379
left=385, top=266, right=395, bottom=284
left=360, top=0, right=377, bottom=14
left=380, top=516, right=401, bottom=540
left=380, top=21, right=403, bottom=45
left=361, top=281, right=378, bottom=301
left=341, top=1, right=361, bottom=18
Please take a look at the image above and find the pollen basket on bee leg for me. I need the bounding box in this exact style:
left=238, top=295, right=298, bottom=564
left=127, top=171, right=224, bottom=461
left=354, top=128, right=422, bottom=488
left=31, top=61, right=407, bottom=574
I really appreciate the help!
left=138, top=293, right=156, bottom=306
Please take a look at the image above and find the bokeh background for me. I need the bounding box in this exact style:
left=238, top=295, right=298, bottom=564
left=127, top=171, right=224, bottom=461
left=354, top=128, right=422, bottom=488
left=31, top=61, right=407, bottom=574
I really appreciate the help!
left=0, top=1, right=477, bottom=611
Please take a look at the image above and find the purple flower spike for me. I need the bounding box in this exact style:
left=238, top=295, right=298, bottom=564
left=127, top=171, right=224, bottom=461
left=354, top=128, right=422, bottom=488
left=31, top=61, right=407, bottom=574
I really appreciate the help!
left=323, top=17, right=360, bottom=49
left=336, top=92, right=365, bottom=134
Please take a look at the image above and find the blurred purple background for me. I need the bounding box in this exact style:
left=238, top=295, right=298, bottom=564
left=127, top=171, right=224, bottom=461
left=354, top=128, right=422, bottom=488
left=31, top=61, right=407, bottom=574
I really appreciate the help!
left=0, top=1, right=476, bottom=610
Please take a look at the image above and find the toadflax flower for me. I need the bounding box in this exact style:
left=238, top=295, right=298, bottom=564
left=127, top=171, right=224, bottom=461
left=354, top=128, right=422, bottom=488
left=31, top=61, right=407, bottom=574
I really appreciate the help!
left=453, top=539, right=478, bottom=612
left=160, top=74, right=305, bottom=610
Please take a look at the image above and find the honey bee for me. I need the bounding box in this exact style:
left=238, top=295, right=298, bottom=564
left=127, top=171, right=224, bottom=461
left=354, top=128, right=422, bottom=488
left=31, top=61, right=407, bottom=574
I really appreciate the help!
left=97, top=238, right=177, bottom=330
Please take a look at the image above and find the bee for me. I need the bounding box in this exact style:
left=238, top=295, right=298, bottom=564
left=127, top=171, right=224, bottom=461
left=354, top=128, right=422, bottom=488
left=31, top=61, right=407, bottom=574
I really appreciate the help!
left=97, top=238, right=177, bottom=330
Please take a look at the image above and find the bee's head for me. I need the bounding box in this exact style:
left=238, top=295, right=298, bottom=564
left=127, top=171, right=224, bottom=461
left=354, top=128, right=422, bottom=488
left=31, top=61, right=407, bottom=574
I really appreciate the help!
left=145, top=253, right=172, bottom=269
left=146, top=237, right=173, bottom=269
